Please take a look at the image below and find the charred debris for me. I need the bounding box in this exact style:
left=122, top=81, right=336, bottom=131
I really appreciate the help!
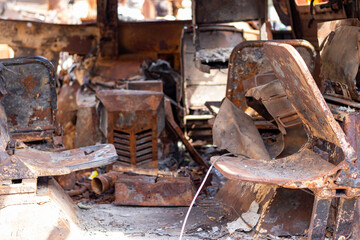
left=1, top=0, right=360, bottom=239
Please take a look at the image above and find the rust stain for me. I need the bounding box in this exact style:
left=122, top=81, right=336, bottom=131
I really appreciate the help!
left=28, top=107, right=51, bottom=125
left=20, top=75, right=37, bottom=98
left=7, top=113, right=17, bottom=126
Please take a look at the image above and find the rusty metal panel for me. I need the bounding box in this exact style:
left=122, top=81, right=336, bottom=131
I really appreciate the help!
left=181, top=26, right=244, bottom=111
left=321, top=25, right=360, bottom=102
left=288, top=0, right=347, bottom=49
left=0, top=155, right=36, bottom=181
left=97, top=90, right=164, bottom=168
left=13, top=144, right=117, bottom=177
left=213, top=98, right=271, bottom=160
left=0, top=143, right=117, bottom=180
left=317, top=18, right=360, bottom=49
left=307, top=195, right=333, bottom=240
left=333, top=197, right=357, bottom=239
left=127, top=80, right=163, bottom=92
left=0, top=56, right=57, bottom=142
left=114, top=174, right=195, bottom=206
left=118, top=20, right=190, bottom=55
left=97, top=0, right=118, bottom=57
left=193, top=0, right=265, bottom=25
left=0, top=19, right=99, bottom=55
left=226, top=40, right=315, bottom=109
left=259, top=188, right=314, bottom=236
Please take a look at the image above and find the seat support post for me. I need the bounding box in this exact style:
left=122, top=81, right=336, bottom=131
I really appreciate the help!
left=334, top=197, right=357, bottom=240
left=308, top=195, right=333, bottom=240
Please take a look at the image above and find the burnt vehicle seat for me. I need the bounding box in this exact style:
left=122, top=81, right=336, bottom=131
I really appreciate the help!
left=0, top=56, right=117, bottom=181
left=212, top=42, right=357, bottom=192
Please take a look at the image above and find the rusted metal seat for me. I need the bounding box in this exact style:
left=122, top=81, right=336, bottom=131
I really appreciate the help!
left=13, top=144, right=116, bottom=178
left=0, top=56, right=118, bottom=181
left=215, top=149, right=338, bottom=188
left=0, top=56, right=58, bottom=143
left=0, top=56, right=117, bottom=185
left=0, top=56, right=117, bottom=238
left=212, top=42, right=360, bottom=239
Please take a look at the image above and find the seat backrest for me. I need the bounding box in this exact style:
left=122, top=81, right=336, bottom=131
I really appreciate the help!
left=264, top=42, right=356, bottom=161
left=0, top=56, right=57, bottom=142
left=226, top=40, right=315, bottom=109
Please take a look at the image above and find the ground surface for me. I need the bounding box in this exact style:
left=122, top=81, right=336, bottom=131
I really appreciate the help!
left=78, top=200, right=305, bottom=240
left=79, top=201, right=260, bottom=240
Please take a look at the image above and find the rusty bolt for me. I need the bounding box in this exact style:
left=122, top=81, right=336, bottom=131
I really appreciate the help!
left=351, top=172, right=358, bottom=179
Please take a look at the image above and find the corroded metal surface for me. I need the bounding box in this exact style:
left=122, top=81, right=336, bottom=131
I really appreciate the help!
left=213, top=98, right=271, bottom=160
left=246, top=78, right=302, bottom=135
left=0, top=55, right=118, bottom=181
left=97, top=0, right=118, bottom=57
left=0, top=19, right=98, bottom=66
left=0, top=56, right=57, bottom=142
left=286, top=0, right=347, bottom=49
left=91, top=171, right=119, bottom=194
left=0, top=19, right=98, bottom=55
left=259, top=188, right=314, bottom=236
left=317, top=18, right=360, bottom=49
left=114, top=174, right=195, bottom=206
left=13, top=144, right=117, bottom=177
left=127, top=80, right=163, bottom=92
left=334, top=197, right=357, bottom=239
left=213, top=42, right=360, bottom=191
left=307, top=195, right=332, bottom=240
left=212, top=41, right=360, bottom=239
left=181, top=25, right=244, bottom=142
left=214, top=149, right=338, bottom=188
left=321, top=25, right=360, bottom=102
left=226, top=40, right=315, bottom=109
left=97, top=89, right=164, bottom=168
left=193, top=0, right=265, bottom=24
left=264, top=42, right=355, bottom=161
left=182, top=25, right=244, bottom=111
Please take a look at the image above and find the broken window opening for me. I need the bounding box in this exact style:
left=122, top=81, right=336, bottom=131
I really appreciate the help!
left=118, top=0, right=192, bottom=22
left=1, top=0, right=97, bottom=24
left=0, top=44, right=14, bottom=59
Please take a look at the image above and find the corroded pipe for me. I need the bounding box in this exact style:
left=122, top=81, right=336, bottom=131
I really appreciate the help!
left=91, top=171, right=118, bottom=194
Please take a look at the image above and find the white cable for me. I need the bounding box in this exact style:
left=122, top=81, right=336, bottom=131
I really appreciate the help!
left=179, top=153, right=246, bottom=240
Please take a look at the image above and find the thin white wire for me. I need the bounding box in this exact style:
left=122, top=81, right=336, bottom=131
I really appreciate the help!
left=179, top=153, right=241, bottom=240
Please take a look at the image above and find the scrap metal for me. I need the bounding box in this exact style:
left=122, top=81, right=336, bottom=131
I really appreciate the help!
left=0, top=56, right=117, bottom=239
left=164, top=99, right=209, bottom=168
left=212, top=42, right=360, bottom=239
left=0, top=56, right=58, bottom=143
left=91, top=167, right=179, bottom=194
left=114, top=174, right=195, bottom=207
left=97, top=89, right=164, bottom=169
left=226, top=40, right=315, bottom=109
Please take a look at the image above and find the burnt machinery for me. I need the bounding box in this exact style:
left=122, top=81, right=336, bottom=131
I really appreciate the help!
left=97, top=81, right=164, bottom=169
left=180, top=0, right=266, bottom=142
